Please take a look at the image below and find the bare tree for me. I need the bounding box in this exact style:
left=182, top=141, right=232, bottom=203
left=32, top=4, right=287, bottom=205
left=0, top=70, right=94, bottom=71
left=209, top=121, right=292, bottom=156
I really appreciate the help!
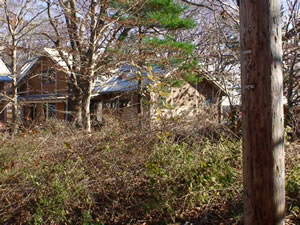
left=0, top=0, right=47, bottom=132
left=43, top=0, right=143, bottom=132
left=282, top=0, right=299, bottom=135
left=181, top=0, right=298, bottom=132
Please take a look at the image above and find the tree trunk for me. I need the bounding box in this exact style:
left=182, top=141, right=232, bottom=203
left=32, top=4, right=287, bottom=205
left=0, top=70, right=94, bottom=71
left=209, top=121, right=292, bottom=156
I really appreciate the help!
left=81, top=80, right=92, bottom=133
left=11, top=47, right=19, bottom=133
left=137, top=80, right=143, bottom=128
left=68, top=82, right=82, bottom=126
left=11, top=80, right=18, bottom=130
left=239, top=1, right=285, bottom=225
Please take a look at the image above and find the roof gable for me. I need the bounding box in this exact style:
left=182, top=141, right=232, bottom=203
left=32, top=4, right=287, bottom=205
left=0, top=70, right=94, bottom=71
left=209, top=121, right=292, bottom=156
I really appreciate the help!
left=44, top=48, right=71, bottom=74
left=18, top=48, right=72, bottom=85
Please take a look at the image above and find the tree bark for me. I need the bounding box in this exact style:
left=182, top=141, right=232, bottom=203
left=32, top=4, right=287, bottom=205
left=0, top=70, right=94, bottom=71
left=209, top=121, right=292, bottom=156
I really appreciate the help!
left=67, top=82, right=82, bottom=126
left=240, top=1, right=285, bottom=225
left=81, top=80, right=92, bottom=133
left=11, top=46, right=19, bottom=133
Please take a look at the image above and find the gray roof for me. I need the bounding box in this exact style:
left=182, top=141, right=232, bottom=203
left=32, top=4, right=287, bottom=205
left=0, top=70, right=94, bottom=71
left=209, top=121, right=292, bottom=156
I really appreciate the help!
left=17, top=57, right=40, bottom=84
left=93, top=64, right=228, bottom=97
left=93, top=65, right=163, bottom=94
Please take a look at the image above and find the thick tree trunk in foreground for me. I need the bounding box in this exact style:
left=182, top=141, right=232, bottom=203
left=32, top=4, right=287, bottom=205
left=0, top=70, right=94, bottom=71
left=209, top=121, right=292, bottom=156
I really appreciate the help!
left=240, top=0, right=285, bottom=224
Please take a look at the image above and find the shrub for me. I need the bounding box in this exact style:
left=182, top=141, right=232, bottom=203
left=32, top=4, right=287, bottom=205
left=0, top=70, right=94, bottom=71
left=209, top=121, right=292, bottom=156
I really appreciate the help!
left=0, top=119, right=298, bottom=224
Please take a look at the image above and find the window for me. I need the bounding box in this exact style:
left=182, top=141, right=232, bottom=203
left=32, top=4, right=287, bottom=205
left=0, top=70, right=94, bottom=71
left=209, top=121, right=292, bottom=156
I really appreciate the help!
left=205, top=99, right=212, bottom=106
left=105, top=99, right=119, bottom=109
left=43, top=103, right=56, bottom=119
left=41, top=69, right=56, bottom=84
left=104, top=97, right=130, bottom=109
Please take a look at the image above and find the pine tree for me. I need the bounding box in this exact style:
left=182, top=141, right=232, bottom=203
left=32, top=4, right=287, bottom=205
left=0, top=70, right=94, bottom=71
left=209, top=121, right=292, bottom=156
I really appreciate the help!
left=112, top=0, right=196, bottom=66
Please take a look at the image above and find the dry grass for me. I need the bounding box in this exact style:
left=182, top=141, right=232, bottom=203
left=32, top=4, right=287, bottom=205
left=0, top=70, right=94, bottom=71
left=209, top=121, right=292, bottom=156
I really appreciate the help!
left=0, top=118, right=299, bottom=225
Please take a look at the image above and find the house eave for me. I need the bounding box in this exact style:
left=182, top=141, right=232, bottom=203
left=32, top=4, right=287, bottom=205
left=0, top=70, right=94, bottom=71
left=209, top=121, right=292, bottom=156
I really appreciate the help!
left=18, top=94, right=69, bottom=103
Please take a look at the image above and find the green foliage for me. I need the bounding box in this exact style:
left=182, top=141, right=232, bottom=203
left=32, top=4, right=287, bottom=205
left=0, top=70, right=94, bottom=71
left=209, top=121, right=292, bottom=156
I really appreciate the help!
left=287, top=165, right=300, bottom=198
left=113, top=0, right=196, bottom=30
left=144, top=136, right=242, bottom=217
left=113, top=0, right=196, bottom=67
left=171, top=79, right=185, bottom=88
left=179, top=59, right=199, bottom=70
left=143, top=37, right=195, bottom=55
left=128, top=0, right=197, bottom=29
left=30, top=160, right=91, bottom=225
left=147, top=11, right=196, bottom=29
left=286, top=165, right=300, bottom=221
left=147, top=0, right=186, bottom=14
left=141, top=0, right=196, bottom=59
left=183, top=73, right=203, bottom=84
left=178, top=60, right=203, bottom=84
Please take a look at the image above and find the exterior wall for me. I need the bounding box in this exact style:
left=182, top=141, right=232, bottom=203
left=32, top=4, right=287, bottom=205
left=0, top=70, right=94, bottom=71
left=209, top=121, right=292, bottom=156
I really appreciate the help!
left=92, top=92, right=140, bottom=124
left=0, top=83, right=5, bottom=123
left=150, top=80, right=221, bottom=121
left=0, top=83, right=4, bottom=92
left=22, top=102, right=66, bottom=122
left=22, top=105, right=31, bottom=121
left=56, top=102, right=66, bottom=120
left=195, top=80, right=223, bottom=121
left=22, top=104, right=43, bottom=121
left=92, top=79, right=224, bottom=126
left=0, top=82, right=11, bottom=124
left=19, top=57, right=68, bottom=96
left=19, top=57, right=69, bottom=122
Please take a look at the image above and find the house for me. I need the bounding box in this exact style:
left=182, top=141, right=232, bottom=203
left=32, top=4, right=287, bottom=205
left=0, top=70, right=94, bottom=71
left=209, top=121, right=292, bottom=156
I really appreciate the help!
left=17, top=48, right=70, bottom=121
left=0, top=58, right=12, bottom=125
left=17, top=48, right=106, bottom=122
left=17, top=48, right=227, bottom=125
left=92, top=65, right=227, bottom=125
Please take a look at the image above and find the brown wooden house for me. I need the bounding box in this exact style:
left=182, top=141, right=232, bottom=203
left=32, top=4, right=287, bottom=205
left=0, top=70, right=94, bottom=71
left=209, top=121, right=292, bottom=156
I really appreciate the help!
left=17, top=49, right=70, bottom=122
left=0, top=58, right=12, bottom=125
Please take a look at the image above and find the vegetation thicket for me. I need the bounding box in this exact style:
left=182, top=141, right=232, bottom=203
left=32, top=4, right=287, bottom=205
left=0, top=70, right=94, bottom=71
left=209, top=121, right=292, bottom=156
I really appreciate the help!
left=0, top=119, right=299, bottom=225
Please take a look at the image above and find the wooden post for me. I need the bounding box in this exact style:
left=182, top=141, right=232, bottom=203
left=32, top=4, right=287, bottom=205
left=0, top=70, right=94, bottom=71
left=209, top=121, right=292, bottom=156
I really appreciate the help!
left=239, top=0, right=285, bottom=224
left=96, top=101, right=103, bottom=123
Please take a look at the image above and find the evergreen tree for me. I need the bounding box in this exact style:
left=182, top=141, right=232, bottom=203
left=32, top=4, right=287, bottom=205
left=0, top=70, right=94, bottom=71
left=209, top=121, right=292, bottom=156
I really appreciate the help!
left=111, top=0, right=196, bottom=66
